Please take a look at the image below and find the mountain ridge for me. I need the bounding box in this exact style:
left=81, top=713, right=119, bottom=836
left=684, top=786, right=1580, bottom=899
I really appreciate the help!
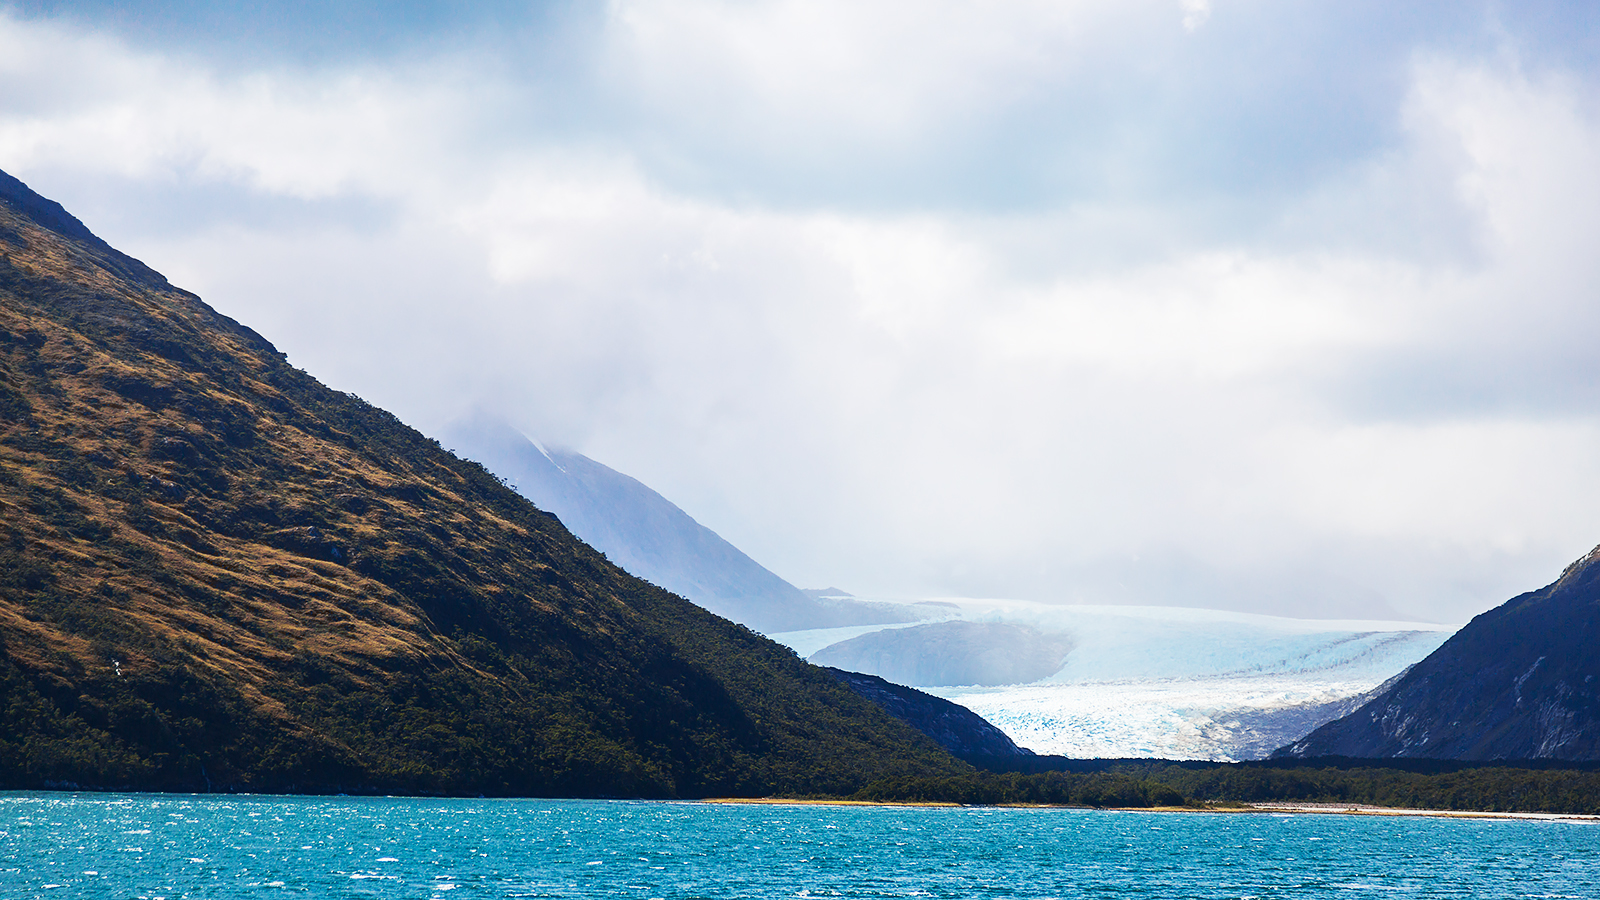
left=0, top=169, right=969, bottom=796
left=442, top=416, right=914, bottom=633
left=822, top=667, right=1035, bottom=765
left=1278, top=545, right=1600, bottom=760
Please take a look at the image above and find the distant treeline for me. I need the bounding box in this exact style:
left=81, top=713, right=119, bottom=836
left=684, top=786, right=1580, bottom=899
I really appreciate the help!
left=849, top=771, right=1185, bottom=807
left=844, top=757, right=1600, bottom=814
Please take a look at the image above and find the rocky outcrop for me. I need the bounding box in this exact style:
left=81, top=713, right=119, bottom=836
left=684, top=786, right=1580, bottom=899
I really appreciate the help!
left=1278, top=546, right=1600, bottom=760
left=824, top=668, right=1034, bottom=764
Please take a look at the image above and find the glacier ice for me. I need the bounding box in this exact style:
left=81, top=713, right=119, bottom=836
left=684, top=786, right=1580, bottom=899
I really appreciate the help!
left=769, top=599, right=1457, bottom=761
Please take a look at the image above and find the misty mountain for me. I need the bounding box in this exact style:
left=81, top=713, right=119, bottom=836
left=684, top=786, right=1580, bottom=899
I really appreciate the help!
left=1278, top=545, right=1600, bottom=760
left=442, top=416, right=913, bottom=634
left=0, top=168, right=968, bottom=796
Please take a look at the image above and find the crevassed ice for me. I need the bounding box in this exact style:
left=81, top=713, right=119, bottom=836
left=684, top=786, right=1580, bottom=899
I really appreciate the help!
left=769, top=599, right=1458, bottom=761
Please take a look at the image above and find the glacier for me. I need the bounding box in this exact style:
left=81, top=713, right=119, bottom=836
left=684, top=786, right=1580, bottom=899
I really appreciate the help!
left=769, top=599, right=1457, bottom=761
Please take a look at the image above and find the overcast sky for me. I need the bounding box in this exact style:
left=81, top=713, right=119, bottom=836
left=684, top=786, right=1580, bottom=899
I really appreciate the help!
left=5, top=1, right=1600, bottom=621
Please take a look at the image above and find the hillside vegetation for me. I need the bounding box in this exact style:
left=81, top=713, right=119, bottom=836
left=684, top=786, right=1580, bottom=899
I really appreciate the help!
left=0, top=169, right=967, bottom=797
left=855, top=758, right=1600, bottom=814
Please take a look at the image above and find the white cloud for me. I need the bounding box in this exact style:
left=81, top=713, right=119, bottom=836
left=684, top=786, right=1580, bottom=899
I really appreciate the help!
left=604, top=0, right=1126, bottom=139
left=3, top=7, right=1599, bottom=622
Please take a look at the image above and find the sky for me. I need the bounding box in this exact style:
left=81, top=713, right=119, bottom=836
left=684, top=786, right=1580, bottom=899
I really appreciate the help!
left=4, top=1, right=1600, bottom=622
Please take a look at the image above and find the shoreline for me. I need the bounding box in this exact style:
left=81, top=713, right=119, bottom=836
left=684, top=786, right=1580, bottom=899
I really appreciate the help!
left=1224, top=801, right=1600, bottom=823
left=700, top=798, right=961, bottom=807
left=3, top=790, right=1595, bottom=820
left=700, top=798, right=1600, bottom=821
left=1124, top=803, right=1600, bottom=822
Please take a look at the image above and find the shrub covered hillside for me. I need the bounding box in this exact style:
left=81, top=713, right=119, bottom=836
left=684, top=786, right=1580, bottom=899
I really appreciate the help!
left=0, top=169, right=969, bottom=797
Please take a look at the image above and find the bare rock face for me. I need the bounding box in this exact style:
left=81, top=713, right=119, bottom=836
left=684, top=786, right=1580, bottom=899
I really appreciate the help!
left=1278, top=546, right=1600, bottom=760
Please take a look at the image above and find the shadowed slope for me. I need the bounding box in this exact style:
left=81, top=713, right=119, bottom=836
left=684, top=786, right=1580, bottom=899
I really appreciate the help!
left=822, top=667, right=1034, bottom=766
left=1279, top=546, right=1600, bottom=760
left=0, top=170, right=967, bottom=796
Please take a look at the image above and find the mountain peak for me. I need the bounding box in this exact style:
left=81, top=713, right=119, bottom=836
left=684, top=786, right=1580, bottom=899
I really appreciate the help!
left=443, top=415, right=916, bottom=634
left=1551, top=542, right=1600, bottom=594
left=1278, top=543, right=1600, bottom=760
left=0, top=169, right=168, bottom=289
left=0, top=169, right=98, bottom=244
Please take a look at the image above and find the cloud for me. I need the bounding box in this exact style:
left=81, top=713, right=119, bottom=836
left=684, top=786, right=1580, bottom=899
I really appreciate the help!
left=3, top=4, right=1600, bottom=622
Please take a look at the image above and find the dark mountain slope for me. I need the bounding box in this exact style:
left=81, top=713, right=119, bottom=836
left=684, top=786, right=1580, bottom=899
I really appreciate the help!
left=823, top=668, right=1034, bottom=766
left=0, top=170, right=968, bottom=796
left=1279, top=545, right=1600, bottom=760
left=442, top=416, right=913, bottom=633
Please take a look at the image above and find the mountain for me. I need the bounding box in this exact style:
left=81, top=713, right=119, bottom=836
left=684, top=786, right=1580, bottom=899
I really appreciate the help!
left=441, top=416, right=914, bottom=634
left=0, top=169, right=970, bottom=796
left=822, top=667, right=1034, bottom=766
left=1279, top=545, right=1600, bottom=760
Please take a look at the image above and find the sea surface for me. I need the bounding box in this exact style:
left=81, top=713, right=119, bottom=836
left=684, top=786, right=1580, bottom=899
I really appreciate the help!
left=2, top=792, right=1595, bottom=898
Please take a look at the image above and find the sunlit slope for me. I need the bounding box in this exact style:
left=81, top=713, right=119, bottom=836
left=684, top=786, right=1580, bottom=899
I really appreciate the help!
left=0, top=169, right=966, bottom=796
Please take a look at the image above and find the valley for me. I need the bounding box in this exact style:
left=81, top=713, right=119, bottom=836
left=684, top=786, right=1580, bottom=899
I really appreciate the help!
left=773, top=600, right=1455, bottom=760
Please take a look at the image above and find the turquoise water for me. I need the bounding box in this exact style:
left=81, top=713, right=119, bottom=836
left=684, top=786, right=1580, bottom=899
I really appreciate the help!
left=1, top=793, right=1595, bottom=898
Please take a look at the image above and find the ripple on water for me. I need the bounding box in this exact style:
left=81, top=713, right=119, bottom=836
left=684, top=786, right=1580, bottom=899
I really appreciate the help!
left=0, top=795, right=1595, bottom=898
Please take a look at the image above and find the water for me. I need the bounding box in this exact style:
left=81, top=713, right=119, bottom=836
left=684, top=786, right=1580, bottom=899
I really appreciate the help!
left=1, top=793, right=1595, bottom=898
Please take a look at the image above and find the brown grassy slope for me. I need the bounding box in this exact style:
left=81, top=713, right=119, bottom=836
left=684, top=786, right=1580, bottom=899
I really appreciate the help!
left=0, top=172, right=967, bottom=796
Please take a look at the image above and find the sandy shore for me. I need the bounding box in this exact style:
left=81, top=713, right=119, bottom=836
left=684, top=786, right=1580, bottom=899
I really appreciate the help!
left=1231, top=801, right=1600, bottom=822
left=700, top=798, right=960, bottom=807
